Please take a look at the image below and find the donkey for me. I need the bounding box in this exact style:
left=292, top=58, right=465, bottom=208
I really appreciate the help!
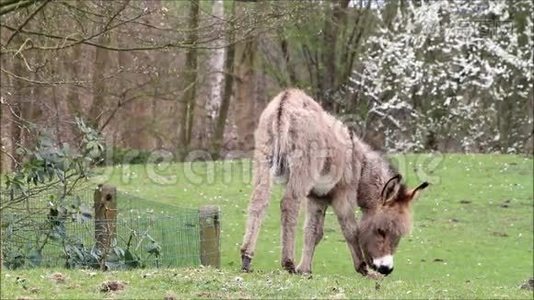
left=240, top=89, right=429, bottom=276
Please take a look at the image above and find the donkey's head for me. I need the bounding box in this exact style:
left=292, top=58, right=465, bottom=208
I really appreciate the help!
left=357, top=174, right=429, bottom=276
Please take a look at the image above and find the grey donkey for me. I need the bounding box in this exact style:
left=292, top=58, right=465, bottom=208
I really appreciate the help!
left=240, top=89, right=429, bottom=276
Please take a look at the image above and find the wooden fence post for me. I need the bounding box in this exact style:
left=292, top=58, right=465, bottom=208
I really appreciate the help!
left=94, top=184, right=117, bottom=270
left=199, top=205, right=220, bottom=268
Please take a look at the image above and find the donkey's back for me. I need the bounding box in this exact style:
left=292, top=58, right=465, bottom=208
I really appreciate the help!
left=255, top=89, right=353, bottom=197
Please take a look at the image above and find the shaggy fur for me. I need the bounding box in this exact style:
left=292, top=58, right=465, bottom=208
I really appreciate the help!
left=240, top=89, right=428, bottom=276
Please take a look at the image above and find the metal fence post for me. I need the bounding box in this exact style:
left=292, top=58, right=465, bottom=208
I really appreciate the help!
left=199, top=205, right=220, bottom=268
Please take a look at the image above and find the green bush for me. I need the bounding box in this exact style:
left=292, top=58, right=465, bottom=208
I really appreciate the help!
left=105, top=148, right=153, bottom=166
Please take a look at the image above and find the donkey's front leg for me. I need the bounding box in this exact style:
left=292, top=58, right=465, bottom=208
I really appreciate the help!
left=280, top=190, right=301, bottom=273
left=330, top=191, right=367, bottom=276
left=296, top=197, right=327, bottom=274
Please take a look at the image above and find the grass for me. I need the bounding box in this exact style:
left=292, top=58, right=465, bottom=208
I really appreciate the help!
left=1, top=154, right=533, bottom=299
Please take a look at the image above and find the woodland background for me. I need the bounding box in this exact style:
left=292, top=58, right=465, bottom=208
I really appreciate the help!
left=1, top=0, right=533, bottom=172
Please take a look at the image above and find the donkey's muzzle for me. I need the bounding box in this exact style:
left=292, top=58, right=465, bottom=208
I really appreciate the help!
left=376, top=265, right=393, bottom=276
left=372, top=255, right=394, bottom=276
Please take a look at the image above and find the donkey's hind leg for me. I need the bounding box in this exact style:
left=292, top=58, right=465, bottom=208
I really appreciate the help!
left=296, top=196, right=327, bottom=274
left=240, top=153, right=272, bottom=272
left=280, top=158, right=316, bottom=273
left=279, top=188, right=301, bottom=273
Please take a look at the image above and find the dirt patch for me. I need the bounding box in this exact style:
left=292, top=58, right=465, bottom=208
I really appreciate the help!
left=520, top=278, right=533, bottom=291
left=100, top=280, right=126, bottom=293
left=433, top=258, right=445, bottom=262
left=500, top=199, right=512, bottom=208
left=195, top=291, right=216, bottom=298
left=459, top=200, right=471, bottom=204
left=164, top=292, right=178, bottom=300
left=49, top=272, right=67, bottom=284
left=66, top=283, right=82, bottom=290
left=366, top=269, right=384, bottom=280
left=491, top=231, right=509, bottom=237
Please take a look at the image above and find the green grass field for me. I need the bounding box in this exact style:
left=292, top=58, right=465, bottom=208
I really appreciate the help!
left=2, top=154, right=533, bottom=299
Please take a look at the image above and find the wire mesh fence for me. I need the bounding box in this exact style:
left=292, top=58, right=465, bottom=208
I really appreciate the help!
left=0, top=185, right=220, bottom=270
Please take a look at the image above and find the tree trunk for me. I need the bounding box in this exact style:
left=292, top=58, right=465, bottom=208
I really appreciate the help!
left=0, top=96, right=8, bottom=173
left=177, top=0, right=200, bottom=160
left=211, top=0, right=236, bottom=159
left=0, top=52, right=13, bottom=172
left=65, top=44, right=82, bottom=117
left=64, top=1, right=83, bottom=120
left=320, top=0, right=349, bottom=112
left=234, top=2, right=258, bottom=153
left=10, top=51, right=25, bottom=168
left=205, top=0, right=226, bottom=142
left=321, top=2, right=338, bottom=96
left=279, top=30, right=297, bottom=86
left=88, top=32, right=111, bottom=129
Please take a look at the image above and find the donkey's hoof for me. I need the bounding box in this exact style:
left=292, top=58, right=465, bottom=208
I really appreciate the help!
left=241, top=255, right=252, bottom=272
left=295, top=265, right=312, bottom=276
left=296, top=270, right=313, bottom=278
left=297, top=272, right=313, bottom=279
left=282, top=259, right=296, bottom=274
left=356, top=262, right=369, bottom=276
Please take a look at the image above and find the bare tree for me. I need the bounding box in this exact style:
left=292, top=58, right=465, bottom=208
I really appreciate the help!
left=177, top=0, right=200, bottom=159
left=234, top=1, right=258, bottom=152
left=211, top=0, right=236, bottom=159
left=89, top=32, right=112, bottom=128
left=205, top=0, right=226, bottom=141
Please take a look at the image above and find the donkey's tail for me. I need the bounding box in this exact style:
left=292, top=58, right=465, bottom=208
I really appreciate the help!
left=272, top=133, right=288, bottom=179
left=271, top=91, right=291, bottom=182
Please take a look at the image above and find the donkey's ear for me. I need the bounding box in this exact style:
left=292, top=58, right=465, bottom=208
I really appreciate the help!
left=406, top=181, right=430, bottom=201
left=381, top=174, right=402, bottom=204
